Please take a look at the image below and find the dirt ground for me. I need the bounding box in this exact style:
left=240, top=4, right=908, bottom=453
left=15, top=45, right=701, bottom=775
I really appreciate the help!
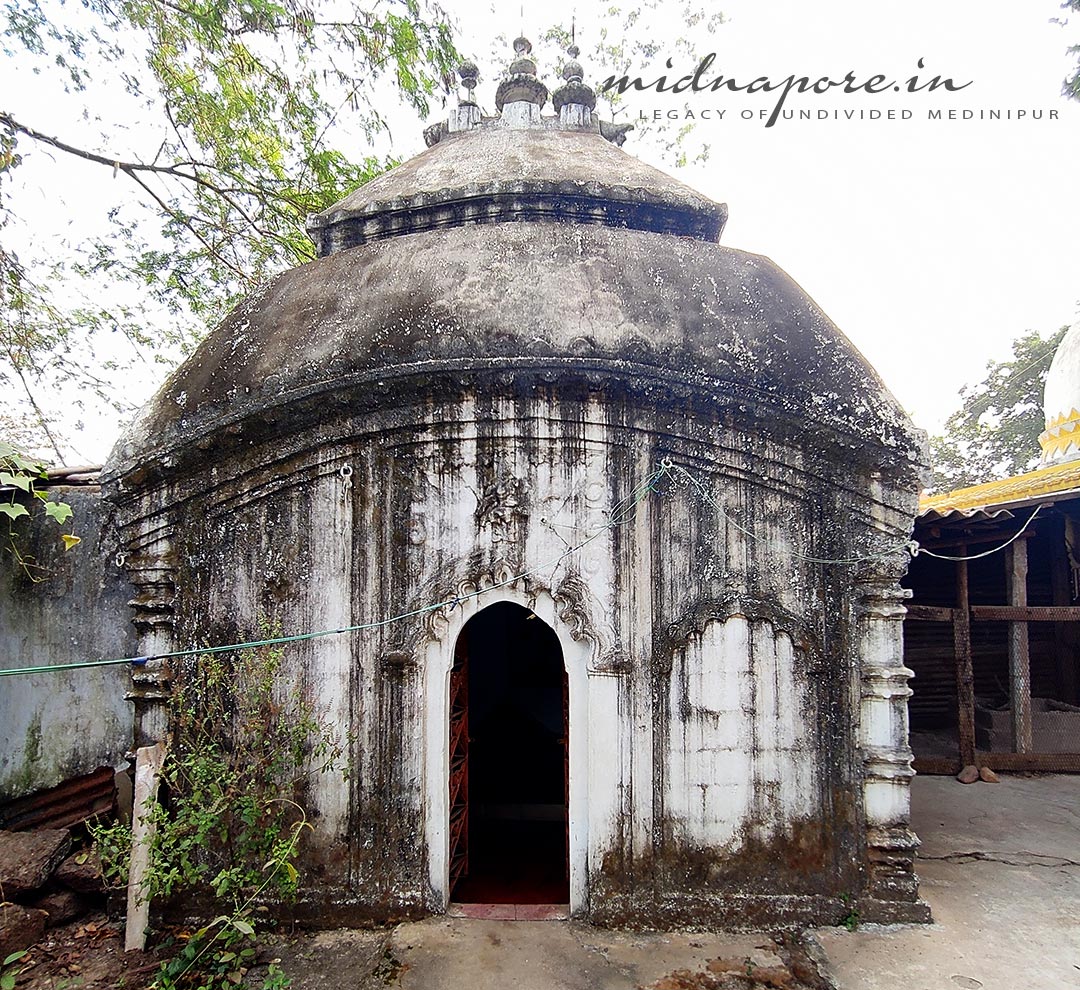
left=5, top=913, right=160, bottom=990
left=6, top=913, right=828, bottom=990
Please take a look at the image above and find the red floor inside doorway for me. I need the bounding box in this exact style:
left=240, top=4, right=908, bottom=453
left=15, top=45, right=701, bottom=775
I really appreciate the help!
left=450, top=820, right=569, bottom=905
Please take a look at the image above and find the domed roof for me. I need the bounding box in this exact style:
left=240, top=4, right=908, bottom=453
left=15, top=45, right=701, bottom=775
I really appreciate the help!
left=306, top=125, right=727, bottom=254
left=107, top=220, right=916, bottom=477
left=105, top=43, right=921, bottom=482
left=1040, top=322, right=1080, bottom=464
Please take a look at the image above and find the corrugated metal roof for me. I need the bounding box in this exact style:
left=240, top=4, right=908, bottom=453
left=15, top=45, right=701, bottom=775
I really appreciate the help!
left=918, top=506, right=1017, bottom=523
left=0, top=766, right=116, bottom=831
left=920, top=458, right=1080, bottom=516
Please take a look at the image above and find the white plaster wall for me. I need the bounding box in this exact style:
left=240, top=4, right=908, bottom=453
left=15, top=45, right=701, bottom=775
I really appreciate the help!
left=121, top=387, right=920, bottom=918
left=666, top=616, right=819, bottom=849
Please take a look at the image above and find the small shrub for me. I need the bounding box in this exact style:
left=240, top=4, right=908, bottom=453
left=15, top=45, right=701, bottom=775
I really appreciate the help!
left=93, top=638, right=345, bottom=989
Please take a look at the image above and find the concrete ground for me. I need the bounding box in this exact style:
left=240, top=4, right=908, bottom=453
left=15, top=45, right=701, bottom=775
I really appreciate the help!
left=390, top=922, right=800, bottom=990
left=269, top=923, right=804, bottom=989
left=266, top=775, right=1080, bottom=990
left=819, top=774, right=1080, bottom=990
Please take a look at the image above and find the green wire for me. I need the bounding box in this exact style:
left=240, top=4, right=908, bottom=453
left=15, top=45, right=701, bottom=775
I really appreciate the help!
left=2, top=460, right=961, bottom=681
left=0, top=465, right=669, bottom=680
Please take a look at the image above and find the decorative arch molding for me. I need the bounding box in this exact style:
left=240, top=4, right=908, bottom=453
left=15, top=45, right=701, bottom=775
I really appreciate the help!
left=658, top=595, right=822, bottom=675
left=412, top=558, right=612, bottom=657
left=419, top=561, right=601, bottom=916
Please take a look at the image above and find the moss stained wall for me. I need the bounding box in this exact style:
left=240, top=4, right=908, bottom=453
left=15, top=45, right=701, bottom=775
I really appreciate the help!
left=0, top=488, right=136, bottom=800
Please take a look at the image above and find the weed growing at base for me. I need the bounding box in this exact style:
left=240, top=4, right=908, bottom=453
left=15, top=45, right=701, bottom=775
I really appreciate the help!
left=93, top=640, right=348, bottom=989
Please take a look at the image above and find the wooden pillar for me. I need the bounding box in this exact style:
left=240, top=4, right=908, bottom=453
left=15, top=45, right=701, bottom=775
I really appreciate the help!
left=1050, top=515, right=1079, bottom=706
left=1006, top=540, right=1033, bottom=753
left=953, top=556, right=976, bottom=766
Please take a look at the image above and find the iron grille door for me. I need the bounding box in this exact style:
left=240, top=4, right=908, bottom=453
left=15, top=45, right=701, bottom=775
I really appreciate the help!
left=448, top=632, right=469, bottom=889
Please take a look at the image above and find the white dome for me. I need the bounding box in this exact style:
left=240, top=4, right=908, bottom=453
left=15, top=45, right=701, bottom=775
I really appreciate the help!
left=1040, top=322, right=1080, bottom=464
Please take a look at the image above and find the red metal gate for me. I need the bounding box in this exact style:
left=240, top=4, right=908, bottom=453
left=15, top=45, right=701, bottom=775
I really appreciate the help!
left=448, top=632, right=469, bottom=890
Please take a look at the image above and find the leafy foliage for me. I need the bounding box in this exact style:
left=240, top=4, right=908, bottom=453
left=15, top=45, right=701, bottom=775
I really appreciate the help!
left=152, top=917, right=289, bottom=990
left=149, top=643, right=344, bottom=908
left=1064, top=0, right=1080, bottom=101
left=929, top=325, right=1069, bottom=492
left=0, top=439, right=79, bottom=575
left=1, top=952, right=29, bottom=990
left=2, top=0, right=457, bottom=447
left=91, top=640, right=346, bottom=988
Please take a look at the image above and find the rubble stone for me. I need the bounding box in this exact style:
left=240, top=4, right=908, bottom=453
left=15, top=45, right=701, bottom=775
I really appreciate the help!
left=0, top=830, right=71, bottom=897
left=957, top=765, right=980, bottom=784
left=54, top=847, right=105, bottom=893
left=31, top=888, right=85, bottom=926
left=0, top=902, right=48, bottom=959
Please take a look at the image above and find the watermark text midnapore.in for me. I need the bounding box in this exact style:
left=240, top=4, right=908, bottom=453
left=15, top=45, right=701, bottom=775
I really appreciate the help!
left=600, top=55, right=972, bottom=127
left=638, top=108, right=1059, bottom=123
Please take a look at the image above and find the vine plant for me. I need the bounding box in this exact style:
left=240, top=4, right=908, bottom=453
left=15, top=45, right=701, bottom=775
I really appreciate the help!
left=0, top=440, right=79, bottom=576
left=93, top=640, right=348, bottom=989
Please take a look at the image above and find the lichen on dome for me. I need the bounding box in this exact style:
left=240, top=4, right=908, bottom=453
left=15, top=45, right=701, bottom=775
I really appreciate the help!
left=106, top=33, right=921, bottom=485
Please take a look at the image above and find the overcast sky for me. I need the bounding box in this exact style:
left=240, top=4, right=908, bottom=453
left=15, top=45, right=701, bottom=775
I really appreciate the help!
left=456, top=0, right=1080, bottom=437
left=4, top=0, right=1079, bottom=462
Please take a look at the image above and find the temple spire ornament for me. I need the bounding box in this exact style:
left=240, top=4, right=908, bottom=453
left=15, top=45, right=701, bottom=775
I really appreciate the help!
left=552, top=41, right=597, bottom=122
left=457, top=60, right=479, bottom=106
left=495, top=36, right=548, bottom=116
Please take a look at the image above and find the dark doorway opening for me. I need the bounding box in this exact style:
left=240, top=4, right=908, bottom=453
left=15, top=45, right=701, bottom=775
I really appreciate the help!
left=449, top=602, right=569, bottom=904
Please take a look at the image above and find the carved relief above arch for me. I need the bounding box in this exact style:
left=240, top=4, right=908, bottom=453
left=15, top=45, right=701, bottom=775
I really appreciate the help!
left=415, top=558, right=608, bottom=657
left=418, top=557, right=600, bottom=916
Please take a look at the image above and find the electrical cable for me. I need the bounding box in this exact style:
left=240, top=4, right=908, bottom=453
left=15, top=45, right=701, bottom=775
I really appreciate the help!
left=0, top=461, right=1045, bottom=679
left=0, top=465, right=666, bottom=679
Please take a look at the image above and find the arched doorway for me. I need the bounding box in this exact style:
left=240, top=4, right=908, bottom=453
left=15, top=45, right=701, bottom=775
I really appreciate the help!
left=449, top=601, right=570, bottom=904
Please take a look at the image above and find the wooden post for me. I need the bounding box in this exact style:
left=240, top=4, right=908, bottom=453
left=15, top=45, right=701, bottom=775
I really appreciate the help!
left=953, top=557, right=976, bottom=767
left=126, top=741, right=167, bottom=952
left=1050, top=514, right=1079, bottom=706
left=1006, top=541, right=1033, bottom=753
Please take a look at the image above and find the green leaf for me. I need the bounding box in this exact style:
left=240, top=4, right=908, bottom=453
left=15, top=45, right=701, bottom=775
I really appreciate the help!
left=2, top=951, right=27, bottom=967
left=0, top=472, right=32, bottom=492
left=60, top=534, right=82, bottom=550
left=231, top=919, right=254, bottom=935
left=43, top=501, right=74, bottom=524
left=0, top=503, right=30, bottom=520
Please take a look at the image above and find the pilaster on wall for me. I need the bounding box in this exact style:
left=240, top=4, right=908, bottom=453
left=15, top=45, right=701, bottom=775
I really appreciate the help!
left=123, top=551, right=177, bottom=750
left=855, top=552, right=932, bottom=923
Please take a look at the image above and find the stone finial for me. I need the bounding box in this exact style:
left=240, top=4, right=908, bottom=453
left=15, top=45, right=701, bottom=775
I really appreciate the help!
left=495, top=35, right=549, bottom=113
left=552, top=41, right=596, bottom=115
left=457, top=60, right=479, bottom=105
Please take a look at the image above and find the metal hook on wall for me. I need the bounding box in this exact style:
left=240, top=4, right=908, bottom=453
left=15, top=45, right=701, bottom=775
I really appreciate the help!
left=339, top=462, right=354, bottom=501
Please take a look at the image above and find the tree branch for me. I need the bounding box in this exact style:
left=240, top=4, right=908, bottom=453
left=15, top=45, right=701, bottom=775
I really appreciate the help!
left=2, top=111, right=304, bottom=260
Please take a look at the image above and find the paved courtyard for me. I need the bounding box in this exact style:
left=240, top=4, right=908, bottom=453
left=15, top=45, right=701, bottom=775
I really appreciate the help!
left=819, top=773, right=1080, bottom=990
left=264, top=774, right=1080, bottom=990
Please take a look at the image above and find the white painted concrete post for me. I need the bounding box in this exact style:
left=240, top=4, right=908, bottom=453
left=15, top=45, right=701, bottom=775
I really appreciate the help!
left=125, top=740, right=167, bottom=951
